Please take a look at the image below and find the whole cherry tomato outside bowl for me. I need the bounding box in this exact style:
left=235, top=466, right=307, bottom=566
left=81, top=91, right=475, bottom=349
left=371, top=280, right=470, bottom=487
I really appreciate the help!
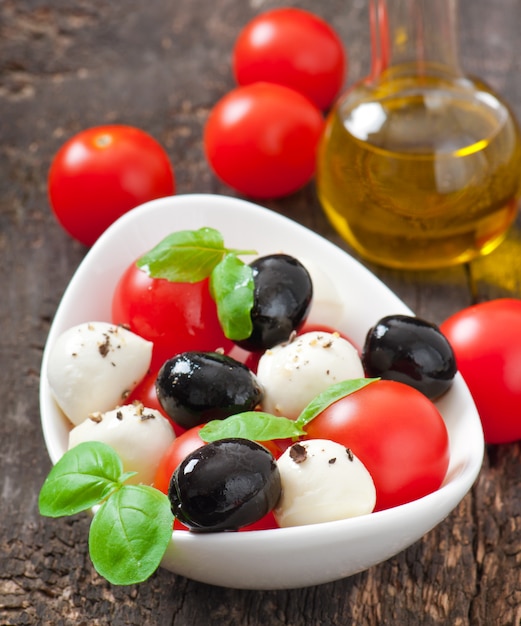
left=204, top=82, right=325, bottom=199
left=441, top=298, right=521, bottom=444
left=232, top=7, right=347, bottom=111
left=48, top=125, right=175, bottom=247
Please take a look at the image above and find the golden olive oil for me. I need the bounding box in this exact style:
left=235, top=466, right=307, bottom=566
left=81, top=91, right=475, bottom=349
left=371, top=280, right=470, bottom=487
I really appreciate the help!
left=317, top=76, right=521, bottom=269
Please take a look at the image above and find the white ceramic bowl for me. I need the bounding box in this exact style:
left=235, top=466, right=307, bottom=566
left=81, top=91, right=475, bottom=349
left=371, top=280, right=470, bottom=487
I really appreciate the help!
left=40, top=194, right=484, bottom=590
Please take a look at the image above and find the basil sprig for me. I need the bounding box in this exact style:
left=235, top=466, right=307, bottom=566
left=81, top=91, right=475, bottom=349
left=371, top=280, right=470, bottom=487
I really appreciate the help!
left=136, top=227, right=257, bottom=341
left=200, top=378, right=379, bottom=442
left=38, top=442, right=174, bottom=586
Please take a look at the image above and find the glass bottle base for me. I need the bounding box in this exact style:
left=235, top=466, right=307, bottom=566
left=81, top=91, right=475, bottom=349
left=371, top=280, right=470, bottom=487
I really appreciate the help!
left=320, top=195, right=518, bottom=270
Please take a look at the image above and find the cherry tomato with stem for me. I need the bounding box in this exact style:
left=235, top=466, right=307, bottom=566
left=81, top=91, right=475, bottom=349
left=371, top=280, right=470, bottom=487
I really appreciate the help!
left=112, top=262, right=235, bottom=370
left=204, top=82, right=324, bottom=199
left=48, top=125, right=175, bottom=246
left=233, top=8, right=347, bottom=111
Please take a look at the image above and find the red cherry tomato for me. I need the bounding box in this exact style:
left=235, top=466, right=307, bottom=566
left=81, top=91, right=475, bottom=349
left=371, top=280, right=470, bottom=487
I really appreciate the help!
left=124, top=369, right=187, bottom=438
left=305, top=380, right=450, bottom=511
left=111, top=261, right=235, bottom=370
left=154, top=425, right=206, bottom=494
left=226, top=344, right=261, bottom=373
left=125, top=369, right=164, bottom=415
left=240, top=511, right=279, bottom=531
left=154, top=425, right=283, bottom=494
left=233, top=8, right=346, bottom=111
left=298, top=322, right=356, bottom=347
left=204, top=82, right=324, bottom=199
left=440, top=299, right=521, bottom=444
left=48, top=125, right=175, bottom=246
left=156, top=425, right=280, bottom=531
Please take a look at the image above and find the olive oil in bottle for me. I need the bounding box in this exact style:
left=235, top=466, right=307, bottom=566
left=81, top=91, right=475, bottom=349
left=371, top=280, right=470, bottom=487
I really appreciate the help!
left=316, top=1, right=521, bottom=269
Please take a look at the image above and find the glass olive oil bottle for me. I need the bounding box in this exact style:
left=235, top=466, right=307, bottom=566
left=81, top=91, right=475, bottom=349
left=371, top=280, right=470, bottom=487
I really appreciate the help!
left=316, top=0, right=521, bottom=269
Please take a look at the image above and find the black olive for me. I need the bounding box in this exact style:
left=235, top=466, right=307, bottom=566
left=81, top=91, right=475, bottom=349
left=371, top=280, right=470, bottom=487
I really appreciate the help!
left=362, top=314, right=457, bottom=400
left=155, top=351, right=263, bottom=429
left=236, top=253, right=313, bottom=352
left=168, top=438, right=282, bottom=532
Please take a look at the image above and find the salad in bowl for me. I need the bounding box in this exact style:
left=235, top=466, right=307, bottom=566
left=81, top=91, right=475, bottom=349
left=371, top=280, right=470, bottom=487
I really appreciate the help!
left=39, top=194, right=484, bottom=590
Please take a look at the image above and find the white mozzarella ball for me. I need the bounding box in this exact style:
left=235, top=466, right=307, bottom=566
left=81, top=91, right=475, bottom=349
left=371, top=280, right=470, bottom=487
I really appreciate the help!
left=47, top=322, right=153, bottom=426
left=256, top=331, right=364, bottom=419
left=298, top=257, right=345, bottom=329
left=274, top=439, right=376, bottom=527
left=68, top=403, right=175, bottom=486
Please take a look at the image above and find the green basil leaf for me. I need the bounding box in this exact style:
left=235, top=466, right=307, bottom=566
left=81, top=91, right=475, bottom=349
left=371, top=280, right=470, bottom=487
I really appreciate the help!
left=119, top=470, right=139, bottom=484
left=136, top=227, right=226, bottom=282
left=89, top=485, right=174, bottom=586
left=200, top=412, right=305, bottom=443
left=38, top=442, right=123, bottom=518
left=210, top=253, right=254, bottom=340
left=295, top=378, right=380, bottom=428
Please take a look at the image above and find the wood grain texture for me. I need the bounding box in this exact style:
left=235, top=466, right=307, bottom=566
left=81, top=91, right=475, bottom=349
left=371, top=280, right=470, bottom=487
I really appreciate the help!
left=1, top=0, right=521, bottom=624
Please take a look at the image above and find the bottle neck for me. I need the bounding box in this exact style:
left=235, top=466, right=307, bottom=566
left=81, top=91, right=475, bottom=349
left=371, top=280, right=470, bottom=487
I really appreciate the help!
left=369, top=0, right=462, bottom=81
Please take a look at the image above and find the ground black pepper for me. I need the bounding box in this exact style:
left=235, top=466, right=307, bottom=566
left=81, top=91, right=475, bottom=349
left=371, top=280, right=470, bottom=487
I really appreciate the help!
left=289, top=442, right=307, bottom=464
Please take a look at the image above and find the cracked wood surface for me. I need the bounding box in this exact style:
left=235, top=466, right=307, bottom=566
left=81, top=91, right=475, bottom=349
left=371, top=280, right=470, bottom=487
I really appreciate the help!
left=1, top=0, right=521, bottom=624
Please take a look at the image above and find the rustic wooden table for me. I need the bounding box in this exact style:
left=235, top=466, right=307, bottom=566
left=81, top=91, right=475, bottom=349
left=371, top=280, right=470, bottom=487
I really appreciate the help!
left=2, top=1, right=521, bottom=624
